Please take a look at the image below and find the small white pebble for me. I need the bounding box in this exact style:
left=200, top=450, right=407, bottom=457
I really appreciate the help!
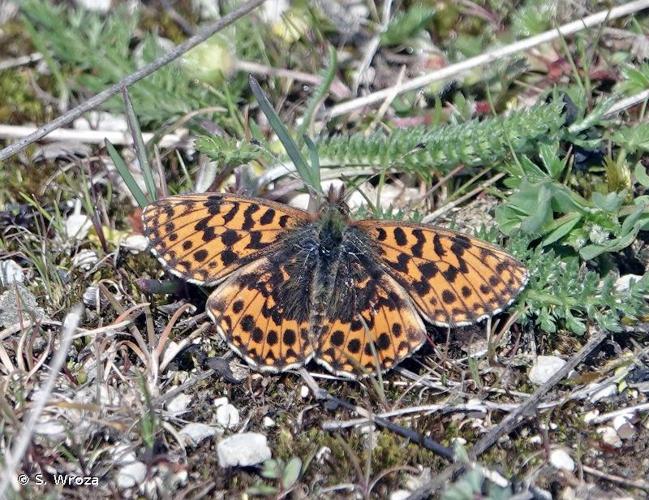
left=549, top=449, right=575, bottom=472
left=166, top=393, right=192, bottom=415
left=614, top=274, right=643, bottom=292
left=262, top=416, right=275, bottom=428
left=110, top=443, right=136, bottom=465
left=583, top=410, right=599, bottom=424
left=529, top=356, right=566, bottom=385
left=597, top=426, right=622, bottom=448
left=215, top=403, right=240, bottom=430
left=117, top=461, right=147, bottom=489
left=390, top=490, right=411, bottom=500
left=0, top=260, right=24, bottom=286
left=122, top=234, right=149, bottom=253
left=528, top=435, right=542, bottom=444
left=315, top=446, right=331, bottom=463
left=300, top=385, right=309, bottom=398
left=217, top=433, right=271, bottom=468
left=179, top=423, right=217, bottom=446
left=612, top=414, right=636, bottom=440
left=65, top=213, right=93, bottom=240
left=214, top=397, right=229, bottom=408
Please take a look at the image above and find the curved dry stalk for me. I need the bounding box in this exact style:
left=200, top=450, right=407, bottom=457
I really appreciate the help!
left=324, top=0, right=649, bottom=119
left=0, top=305, right=82, bottom=498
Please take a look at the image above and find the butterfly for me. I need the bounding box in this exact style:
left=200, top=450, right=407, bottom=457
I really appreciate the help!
left=142, top=189, right=528, bottom=378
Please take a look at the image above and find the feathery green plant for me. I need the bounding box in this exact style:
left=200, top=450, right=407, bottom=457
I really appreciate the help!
left=380, top=4, right=436, bottom=46
left=506, top=232, right=649, bottom=335
left=317, top=100, right=565, bottom=175
left=198, top=100, right=566, bottom=178
left=19, top=0, right=252, bottom=128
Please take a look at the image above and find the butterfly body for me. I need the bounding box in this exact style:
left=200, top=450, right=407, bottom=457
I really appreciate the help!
left=143, top=192, right=528, bottom=377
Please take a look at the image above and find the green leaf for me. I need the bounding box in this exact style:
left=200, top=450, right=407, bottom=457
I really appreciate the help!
left=282, top=457, right=302, bottom=489
left=591, top=191, right=623, bottom=212
left=580, top=228, right=640, bottom=260
left=521, top=183, right=553, bottom=234
left=122, top=87, right=156, bottom=200
left=611, top=123, right=649, bottom=152
left=247, top=484, right=279, bottom=496
left=304, top=135, right=321, bottom=189
left=617, top=63, right=649, bottom=94
left=565, top=310, right=587, bottom=335
left=538, top=143, right=565, bottom=180
left=541, top=213, right=582, bottom=246
left=381, top=5, right=436, bottom=46
left=260, top=459, right=282, bottom=479
left=621, top=203, right=647, bottom=235
left=105, top=140, right=149, bottom=208
left=634, top=163, right=649, bottom=187
left=249, top=76, right=321, bottom=194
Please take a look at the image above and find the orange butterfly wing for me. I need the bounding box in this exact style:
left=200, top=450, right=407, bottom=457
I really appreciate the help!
left=206, top=252, right=314, bottom=372
left=315, top=271, right=426, bottom=377
left=353, top=221, right=528, bottom=326
left=142, top=193, right=311, bottom=285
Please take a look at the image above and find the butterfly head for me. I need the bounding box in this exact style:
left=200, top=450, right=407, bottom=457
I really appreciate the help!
left=320, top=184, right=350, bottom=219
left=315, top=185, right=352, bottom=253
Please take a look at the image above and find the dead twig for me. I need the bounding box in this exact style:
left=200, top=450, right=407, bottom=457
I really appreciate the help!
left=323, top=0, right=649, bottom=119
left=299, top=368, right=455, bottom=461
left=404, top=327, right=609, bottom=499
left=582, top=464, right=649, bottom=491
left=0, top=0, right=266, bottom=161
left=0, top=305, right=83, bottom=497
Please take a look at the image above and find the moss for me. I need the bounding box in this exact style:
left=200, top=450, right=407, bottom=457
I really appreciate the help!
left=0, top=70, right=45, bottom=124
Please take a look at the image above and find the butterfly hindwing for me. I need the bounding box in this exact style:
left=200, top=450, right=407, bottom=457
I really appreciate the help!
left=315, top=271, right=426, bottom=376
left=354, top=221, right=528, bottom=326
left=206, top=249, right=315, bottom=372
left=142, top=193, right=311, bottom=285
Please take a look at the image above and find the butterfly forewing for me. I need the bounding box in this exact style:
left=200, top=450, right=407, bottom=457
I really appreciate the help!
left=142, top=193, right=310, bottom=285
left=353, top=221, right=528, bottom=326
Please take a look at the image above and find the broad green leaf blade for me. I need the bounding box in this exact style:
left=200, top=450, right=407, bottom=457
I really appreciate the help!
left=282, top=457, right=302, bottom=489
left=634, top=163, right=649, bottom=187
left=541, top=212, right=582, bottom=246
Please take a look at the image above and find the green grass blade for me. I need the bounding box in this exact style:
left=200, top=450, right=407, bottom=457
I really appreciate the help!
left=304, top=135, right=321, bottom=189
left=248, top=75, right=321, bottom=194
left=122, top=87, right=156, bottom=201
left=106, top=140, right=149, bottom=208
left=297, top=45, right=336, bottom=139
